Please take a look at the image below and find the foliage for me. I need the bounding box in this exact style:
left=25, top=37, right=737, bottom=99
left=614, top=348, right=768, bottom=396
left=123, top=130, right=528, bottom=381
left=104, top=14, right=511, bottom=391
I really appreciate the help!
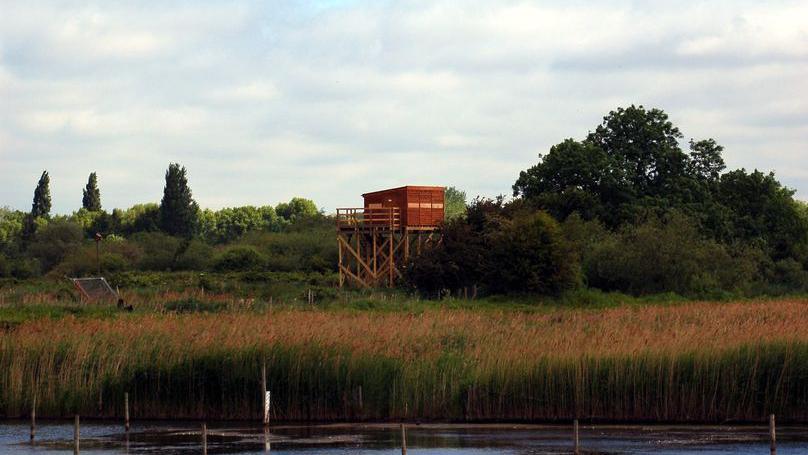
left=407, top=198, right=576, bottom=297
left=276, top=197, right=319, bottom=221
left=212, top=245, right=267, bottom=272
left=584, top=212, right=761, bottom=296
left=241, top=220, right=337, bottom=273
left=112, top=203, right=161, bottom=235
left=513, top=105, right=726, bottom=228
left=715, top=169, right=808, bottom=259
left=82, top=172, right=102, bottom=211
left=487, top=210, right=578, bottom=294
left=405, top=218, right=487, bottom=295
left=27, top=220, right=84, bottom=272
left=0, top=207, right=25, bottom=255
left=198, top=205, right=281, bottom=243
left=174, top=240, right=214, bottom=270
left=71, top=208, right=113, bottom=237
left=512, top=104, right=808, bottom=297
left=159, top=163, right=199, bottom=237
left=444, top=186, right=467, bottom=220
left=129, top=231, right=181, bottom=271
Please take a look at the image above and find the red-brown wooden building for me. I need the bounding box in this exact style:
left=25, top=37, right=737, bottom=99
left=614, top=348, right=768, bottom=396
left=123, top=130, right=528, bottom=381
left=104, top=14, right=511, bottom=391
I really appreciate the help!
left=362, top=185, right=445, bottom=228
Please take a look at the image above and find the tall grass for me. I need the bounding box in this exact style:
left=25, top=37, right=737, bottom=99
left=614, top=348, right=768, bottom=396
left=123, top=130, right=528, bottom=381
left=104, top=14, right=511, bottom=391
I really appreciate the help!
left=2, top=300, right=808, bottom=422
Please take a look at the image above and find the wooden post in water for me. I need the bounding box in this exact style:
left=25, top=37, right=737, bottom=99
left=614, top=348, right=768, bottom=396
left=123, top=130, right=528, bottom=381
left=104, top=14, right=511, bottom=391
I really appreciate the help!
left=400, top=423, right=407, bottom=455
left=30, top=395, right=36, bottom=442
left=573, top=419, right=580, bottom=455
left=770, top=414, right=777, bottom=455
left=73, top=415, right=80, bottom=455
left=202, top=423, right=208, bottom=455
left=124, top=392, right=130, bottom=432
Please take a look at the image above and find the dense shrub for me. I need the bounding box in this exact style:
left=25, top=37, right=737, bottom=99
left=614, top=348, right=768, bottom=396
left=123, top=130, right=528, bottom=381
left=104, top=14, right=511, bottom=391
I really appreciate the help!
left=406, top=198, right=576, bottom=297
left=212, top=246, right=266, bottom=272
left=487, top=211, right=578, bottom=294
left=129, top=232, right=181, bottom=271
left=27, top=220, right=84, bottom=272
left=53, top=239, right=141, bottom=277
left=242, top=228, right=337, bottom=273
left=584, top=213, right=761, bottom=296
left=175, top=240, right=214, bottom=270
left=405, top=219, right=487, bottom=295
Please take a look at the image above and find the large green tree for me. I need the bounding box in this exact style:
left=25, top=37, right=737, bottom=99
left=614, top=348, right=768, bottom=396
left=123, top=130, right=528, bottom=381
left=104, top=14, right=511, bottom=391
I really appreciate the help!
left=82, top=172, right=102, bottom=211
left=31, top=171, right=51, bottom=219
left=514, top=105, right=724, bottom=227
left=159, top=163, right=199, bottom=237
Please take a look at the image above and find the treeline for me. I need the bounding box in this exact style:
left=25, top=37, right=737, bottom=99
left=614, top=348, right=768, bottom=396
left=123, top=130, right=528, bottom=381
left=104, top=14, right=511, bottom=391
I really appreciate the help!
left=407, top=105, right=808, bottom=298
left=0, top=164, right=335, bottom=278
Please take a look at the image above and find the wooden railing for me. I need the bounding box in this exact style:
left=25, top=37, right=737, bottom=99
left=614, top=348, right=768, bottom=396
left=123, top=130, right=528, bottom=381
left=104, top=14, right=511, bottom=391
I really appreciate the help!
left=336, top=207, right=401, bottom=229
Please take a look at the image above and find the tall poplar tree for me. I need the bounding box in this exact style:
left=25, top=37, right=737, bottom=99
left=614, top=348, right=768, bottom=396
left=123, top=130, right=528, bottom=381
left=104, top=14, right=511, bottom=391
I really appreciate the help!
left=159, top=163, right=199, bottom=237
left=82, top=172, right=102, bottom=211
left=31, top=171, right=51, bottom=218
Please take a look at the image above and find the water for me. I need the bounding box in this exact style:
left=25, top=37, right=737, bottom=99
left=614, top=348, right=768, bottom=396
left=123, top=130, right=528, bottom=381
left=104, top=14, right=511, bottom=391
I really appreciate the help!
left=2, top=421, right=808, bottom=454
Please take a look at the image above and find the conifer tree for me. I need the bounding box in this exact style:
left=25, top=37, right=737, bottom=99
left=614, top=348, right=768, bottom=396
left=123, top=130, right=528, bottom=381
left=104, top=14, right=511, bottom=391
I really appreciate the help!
left=31, top=171, right=51, bottom=218
left=159, top=163, right=198, bottom=237
left=82, top=172, right=102, bottom=211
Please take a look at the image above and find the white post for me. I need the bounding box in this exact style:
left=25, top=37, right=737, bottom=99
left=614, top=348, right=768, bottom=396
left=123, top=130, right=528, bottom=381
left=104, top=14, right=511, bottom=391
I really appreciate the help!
left=264, top=391, right=271, bottom=427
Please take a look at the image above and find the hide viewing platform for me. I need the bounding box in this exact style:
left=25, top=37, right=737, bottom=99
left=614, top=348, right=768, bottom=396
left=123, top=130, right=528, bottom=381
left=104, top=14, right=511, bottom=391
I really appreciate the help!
left=337, top=186, right=443, bottom=288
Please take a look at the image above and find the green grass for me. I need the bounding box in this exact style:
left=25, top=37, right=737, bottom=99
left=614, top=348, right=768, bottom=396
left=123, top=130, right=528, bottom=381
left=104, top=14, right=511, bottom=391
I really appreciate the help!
left=0, top=303, right=117, bottom=326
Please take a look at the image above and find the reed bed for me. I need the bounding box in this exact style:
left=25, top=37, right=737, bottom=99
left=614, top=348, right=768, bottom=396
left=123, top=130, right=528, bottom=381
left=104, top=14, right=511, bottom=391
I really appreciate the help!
left=2, top=299, right=808, bottom=422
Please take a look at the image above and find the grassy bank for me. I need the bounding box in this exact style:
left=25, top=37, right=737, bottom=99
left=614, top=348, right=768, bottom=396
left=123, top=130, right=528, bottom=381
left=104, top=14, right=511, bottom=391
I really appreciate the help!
left=2, top=298, right=808, bottom=422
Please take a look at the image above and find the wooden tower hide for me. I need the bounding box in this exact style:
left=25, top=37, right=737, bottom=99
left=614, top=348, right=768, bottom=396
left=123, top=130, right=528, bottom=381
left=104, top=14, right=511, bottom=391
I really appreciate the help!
left=337, top=186, right=443, bottom=288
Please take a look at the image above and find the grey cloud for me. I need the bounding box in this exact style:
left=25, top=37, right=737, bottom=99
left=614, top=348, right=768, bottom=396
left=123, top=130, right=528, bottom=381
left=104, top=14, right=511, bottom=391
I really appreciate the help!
left=1, top=0, right=807, bottom=213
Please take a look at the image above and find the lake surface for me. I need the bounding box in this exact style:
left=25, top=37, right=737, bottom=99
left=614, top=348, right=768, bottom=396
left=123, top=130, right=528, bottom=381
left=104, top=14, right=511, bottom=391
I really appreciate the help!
left=2, top=421, right=808, bottom=454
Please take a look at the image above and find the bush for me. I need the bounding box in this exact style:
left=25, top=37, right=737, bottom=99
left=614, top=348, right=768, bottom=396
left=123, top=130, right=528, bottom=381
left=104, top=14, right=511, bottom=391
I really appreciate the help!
left=406, top=198, right=578, bottom=297
left=487, top=211, right=579, bottom=295
left=212, top=246, right=266, bottom=272
left=241, top=227, right=337, bottom=273
left=406, top=218, right=487, bottom=296
left=585, top=212, right=760, bottom=296
left=129, top=232, right=181, bottom=271
left=175, top=240, right=214, bottom=270
left=27, top=220, right=84, bottom=272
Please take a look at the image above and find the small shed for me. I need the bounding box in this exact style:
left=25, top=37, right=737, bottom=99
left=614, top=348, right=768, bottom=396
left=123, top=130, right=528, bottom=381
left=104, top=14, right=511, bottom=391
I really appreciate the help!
left=362, top=186, right=445, bottom=228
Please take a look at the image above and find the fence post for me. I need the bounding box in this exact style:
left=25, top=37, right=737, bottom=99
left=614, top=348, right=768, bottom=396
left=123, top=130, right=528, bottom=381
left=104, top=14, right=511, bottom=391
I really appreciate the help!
left=573, top=419, right=579, bottom=454
left=400, top=423, right=407, bottom=455
left=74, top=415, right=80, bottom=455
left=770, top=414, right=776, bottom=455
left=202, top=423, right=208, bottom=455
left=124, top=392, right=130, bottom=432
left=30, top=395, right=36, bottom=443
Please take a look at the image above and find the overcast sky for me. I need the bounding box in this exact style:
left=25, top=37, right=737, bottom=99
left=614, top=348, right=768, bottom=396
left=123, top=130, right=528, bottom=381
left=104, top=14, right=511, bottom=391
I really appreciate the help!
left=1, top=0, right=806, bottom=214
